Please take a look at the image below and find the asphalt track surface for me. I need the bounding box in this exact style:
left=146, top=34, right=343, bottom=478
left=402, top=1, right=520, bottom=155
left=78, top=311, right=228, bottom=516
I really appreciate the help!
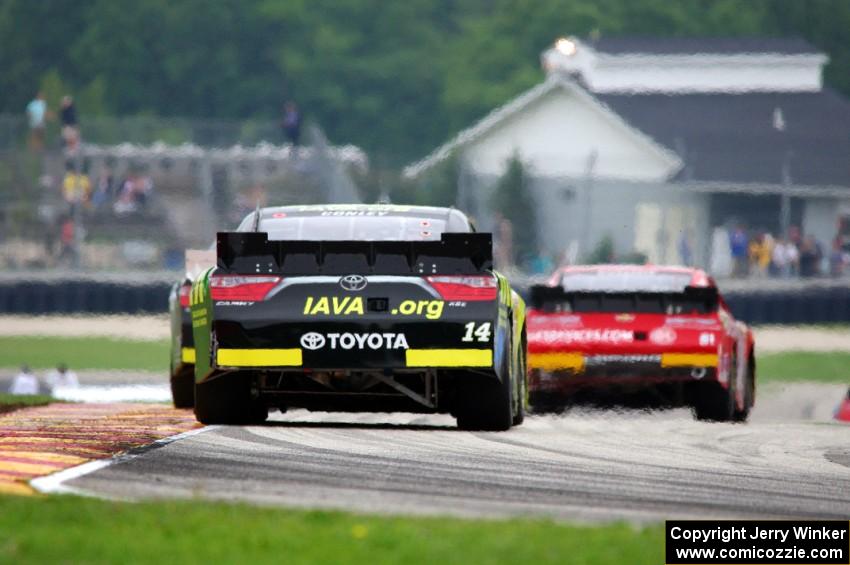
left=65, top=383, right=850, bottom=522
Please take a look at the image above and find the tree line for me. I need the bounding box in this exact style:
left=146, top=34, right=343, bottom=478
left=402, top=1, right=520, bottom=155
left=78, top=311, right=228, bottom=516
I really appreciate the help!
left=2, top=0, right=848, bottom=164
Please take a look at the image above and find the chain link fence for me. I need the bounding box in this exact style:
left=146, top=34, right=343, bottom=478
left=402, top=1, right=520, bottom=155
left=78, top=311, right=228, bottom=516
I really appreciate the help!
left=0, top=114, right=365, bottom=273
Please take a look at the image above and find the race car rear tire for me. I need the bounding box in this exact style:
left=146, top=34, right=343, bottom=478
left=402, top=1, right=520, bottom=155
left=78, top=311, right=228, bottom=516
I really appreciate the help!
left=455, top=332, right=514, bottom=431
left=170, top=364, right=195, bottom=409
left=194, top=372, right=268, bottom=425
left=693, top=381, right=735, bottom=422
left=512, top=340, right=526, bottom=426
left=455, top=373, right=513, bottom=431
left=733, top=358, right=755, bottom=422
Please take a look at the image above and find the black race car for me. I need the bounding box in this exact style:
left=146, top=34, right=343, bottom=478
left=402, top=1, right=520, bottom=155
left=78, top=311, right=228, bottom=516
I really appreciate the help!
left=168, top=249, right=215, bottom=408
left=168, top=277, right=194, bottom=407
left=188, top=204, right=527, bottom=430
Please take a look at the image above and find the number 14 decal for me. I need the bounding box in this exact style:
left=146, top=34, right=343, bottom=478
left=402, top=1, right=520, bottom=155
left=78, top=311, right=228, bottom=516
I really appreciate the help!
left=461, top=322, right=491, bottom=342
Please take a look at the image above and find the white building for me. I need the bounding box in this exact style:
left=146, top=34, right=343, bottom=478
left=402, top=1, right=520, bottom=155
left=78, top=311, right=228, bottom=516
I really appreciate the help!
left=405, top=36, right=850, bottom=271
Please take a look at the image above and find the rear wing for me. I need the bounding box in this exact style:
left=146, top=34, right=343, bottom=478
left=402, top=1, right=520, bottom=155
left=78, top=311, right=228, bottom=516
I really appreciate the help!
left=529, top=284, right=718, bottom=313
left=216, top=231, right=493, bottom=275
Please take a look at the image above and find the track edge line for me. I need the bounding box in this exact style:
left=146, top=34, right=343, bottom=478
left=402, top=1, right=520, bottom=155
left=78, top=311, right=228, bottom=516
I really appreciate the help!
left=30, top=425, right=218, bottom=497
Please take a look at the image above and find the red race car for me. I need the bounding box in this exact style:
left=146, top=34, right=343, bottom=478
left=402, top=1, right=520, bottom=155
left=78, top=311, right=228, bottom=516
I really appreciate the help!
left=836, top=388, right=850, bottom=422
left=527, top=265, right=755, bottom=421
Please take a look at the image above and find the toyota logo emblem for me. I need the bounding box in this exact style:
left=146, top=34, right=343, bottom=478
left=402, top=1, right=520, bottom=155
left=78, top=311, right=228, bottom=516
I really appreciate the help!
left=339, top=274, right=367, bottom=291
left=300, top=332, right=326, bottom=350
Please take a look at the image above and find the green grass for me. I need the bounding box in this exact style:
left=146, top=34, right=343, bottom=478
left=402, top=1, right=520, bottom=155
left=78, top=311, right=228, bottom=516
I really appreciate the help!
left=0, top=336, right=168, bottom=372
left=1, top=335, right=846, bottom=384
left=0, top=495, right=663, bottom=565
left=758, top=323, right=850, bottom=331
left=0, top=393, right=53, bottom=414
left=756, top=351, right=850, bottom=383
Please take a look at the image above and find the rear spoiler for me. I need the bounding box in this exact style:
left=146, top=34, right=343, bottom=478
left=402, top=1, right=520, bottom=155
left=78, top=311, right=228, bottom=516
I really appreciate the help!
left=529, top=285, right=570, bottom=309
left=529, top=284, right=718, bottom=310
left=216, top=231, right=493, bottom=275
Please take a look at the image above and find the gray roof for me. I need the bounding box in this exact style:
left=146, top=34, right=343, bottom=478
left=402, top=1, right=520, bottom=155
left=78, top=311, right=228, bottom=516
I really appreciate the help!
left=586, top=36, right=821, bottom=56
left=403, top=77, right=682, bottom=178
left=598, top=88, right=850, bottom=187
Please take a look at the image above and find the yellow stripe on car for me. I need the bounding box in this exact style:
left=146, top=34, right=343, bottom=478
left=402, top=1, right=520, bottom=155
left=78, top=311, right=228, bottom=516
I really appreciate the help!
left=406, top=349, right=492, bottom=368
left=528, top=352, right=585, bottom=371
left=181, top=347, right=196, bottom=363
left=216, top=348, right=303, bottom=367
left=661, top=353, right=719, bottom=368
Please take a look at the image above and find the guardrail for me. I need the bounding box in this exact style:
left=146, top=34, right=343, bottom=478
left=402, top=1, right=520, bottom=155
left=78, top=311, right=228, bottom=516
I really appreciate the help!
left=0, top=274, right=848, bottom=323
left=724, top=285, right=850, bottom=325
left=0, top=279, right=171, bottom=314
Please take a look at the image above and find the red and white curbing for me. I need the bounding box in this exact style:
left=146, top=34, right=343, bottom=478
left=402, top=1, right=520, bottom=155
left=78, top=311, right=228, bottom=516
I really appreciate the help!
left=30, top=426, right=215, bottom=496
left=0, top=403, right=205, bottom=496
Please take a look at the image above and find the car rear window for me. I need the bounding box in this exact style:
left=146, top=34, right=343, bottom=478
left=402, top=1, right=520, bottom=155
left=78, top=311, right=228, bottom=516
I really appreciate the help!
left=569, top=293, right=716, bottom=315
left=256, top=215, right=448, bottom=241
left=560, top=271, right=694, bottom=293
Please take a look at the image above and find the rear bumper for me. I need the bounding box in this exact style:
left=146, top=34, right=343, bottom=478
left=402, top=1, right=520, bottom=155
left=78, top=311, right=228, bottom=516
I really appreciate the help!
left=214, top=347, right=494, bottom=369
left=180, top=347, right=196, bottom=364
left=529, top=366, right=717, bottom=391
left=211, top=313, right=500, bottom=371
left=528, top=351, right=718, bottom=372
left=528, top=349, right=719, bottom=393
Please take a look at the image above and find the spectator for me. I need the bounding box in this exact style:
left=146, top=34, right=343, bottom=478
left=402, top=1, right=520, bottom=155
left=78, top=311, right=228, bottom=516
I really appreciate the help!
left=136, top=172, right=154, bottom=207
left=61, top=161, right=92, bottom=210
left=769, top=237, right=782, bottom=277
left=282, top=101, right=301, bottom=145
left=771, top=237, right=796, bottom=278
left=9, top=365, right=39, bottom=395
left=529, top=249, right=554, bottom=275
left=57, top=215, right=77, bottom=265
left=829, top=237, right=848, bottom=277
left=729, top=225, right=748, bottom=278
left=26, top=91, right=48, bottom=151
left=114, top=170, right=154, bottom=215
left=786, top=238, right=799, bottom=277
left=92, top=165, right=115, bottom=210
left=799, top=235, right=823, bottom=277
left=45, top=363, right=79, bottom=393
left=60, top=95, right=80, bottom=153
left=748, top=235, right=760, bottom=276
left=788, top=225, right=802, bottom=249
left=749, top=233, right=773, bottom=278
left=113, top=178, right=136, bottom=214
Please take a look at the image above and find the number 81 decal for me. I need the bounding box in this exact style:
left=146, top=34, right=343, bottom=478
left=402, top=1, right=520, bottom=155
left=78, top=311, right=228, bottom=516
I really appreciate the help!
left=461, top=322, right=491, bottom=342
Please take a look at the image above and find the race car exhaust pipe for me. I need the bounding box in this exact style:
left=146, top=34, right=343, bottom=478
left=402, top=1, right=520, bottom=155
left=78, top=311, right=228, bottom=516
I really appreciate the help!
left=690, top=367, right=707, bottom=380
